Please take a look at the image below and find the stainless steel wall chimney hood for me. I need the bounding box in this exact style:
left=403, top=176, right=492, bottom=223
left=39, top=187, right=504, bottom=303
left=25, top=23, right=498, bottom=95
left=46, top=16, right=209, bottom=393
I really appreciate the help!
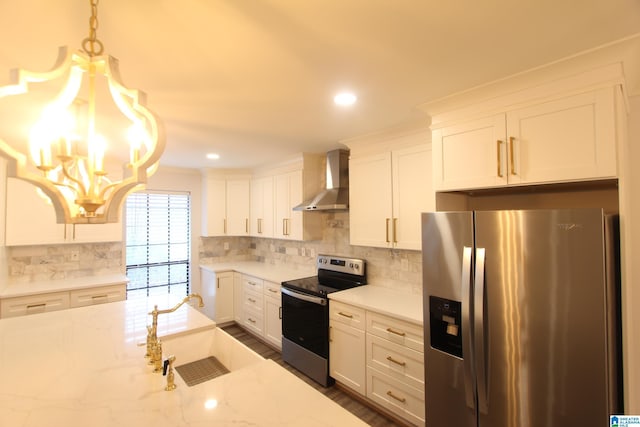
left=293, top=149, right=349, bottom=211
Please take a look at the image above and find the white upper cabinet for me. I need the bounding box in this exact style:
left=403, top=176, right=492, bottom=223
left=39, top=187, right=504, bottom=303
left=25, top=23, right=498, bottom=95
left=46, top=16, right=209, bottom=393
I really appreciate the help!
left=201, top=172, right=250, bottom=237
left=5, top=178, right=123, bottom=246
left=429, top=65, right=623, bottom=192
left=250, top=176, right=274, bottom=238
left=348, top=126, right=434, bottom=250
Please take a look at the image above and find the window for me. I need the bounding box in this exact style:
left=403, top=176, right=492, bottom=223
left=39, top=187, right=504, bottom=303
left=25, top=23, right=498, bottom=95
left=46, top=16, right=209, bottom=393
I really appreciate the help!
left=125, top=191, right=191, bottom=299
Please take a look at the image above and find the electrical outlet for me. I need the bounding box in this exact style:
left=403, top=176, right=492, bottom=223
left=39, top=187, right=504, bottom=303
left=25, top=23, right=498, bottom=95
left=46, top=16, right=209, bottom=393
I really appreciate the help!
left=223, top=242, right=230, bottom=250
left=70, top=250, right=80, bottom=261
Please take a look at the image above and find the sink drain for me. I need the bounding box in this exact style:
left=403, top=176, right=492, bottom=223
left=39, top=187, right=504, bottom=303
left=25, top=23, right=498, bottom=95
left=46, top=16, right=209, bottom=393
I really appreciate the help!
left=175, top=356, right=230, bottom=387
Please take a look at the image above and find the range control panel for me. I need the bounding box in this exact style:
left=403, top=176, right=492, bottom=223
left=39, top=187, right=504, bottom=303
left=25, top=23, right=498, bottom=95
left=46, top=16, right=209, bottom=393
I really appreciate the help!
left=316, top=255, right=365, bottom=277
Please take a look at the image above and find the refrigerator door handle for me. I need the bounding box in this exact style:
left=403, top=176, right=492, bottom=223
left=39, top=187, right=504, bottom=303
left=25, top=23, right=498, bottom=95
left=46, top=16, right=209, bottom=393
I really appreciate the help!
left=461, top=246, right=475, bottom=410
left=474, top=247, right=489, bottom=413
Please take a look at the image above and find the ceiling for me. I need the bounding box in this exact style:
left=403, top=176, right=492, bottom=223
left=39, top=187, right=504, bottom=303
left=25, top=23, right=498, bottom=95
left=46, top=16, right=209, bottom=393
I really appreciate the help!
left=1, top=0, right=639, bottom=170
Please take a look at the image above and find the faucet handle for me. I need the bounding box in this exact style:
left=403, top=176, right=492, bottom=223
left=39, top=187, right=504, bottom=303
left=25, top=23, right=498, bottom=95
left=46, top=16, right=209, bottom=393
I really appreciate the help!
left=164, top=355, right=177, bottom=391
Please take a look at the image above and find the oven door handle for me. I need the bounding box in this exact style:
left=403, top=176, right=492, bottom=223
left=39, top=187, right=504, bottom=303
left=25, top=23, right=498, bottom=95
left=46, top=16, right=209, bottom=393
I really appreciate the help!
left=281, top=287, right=327, bottom=306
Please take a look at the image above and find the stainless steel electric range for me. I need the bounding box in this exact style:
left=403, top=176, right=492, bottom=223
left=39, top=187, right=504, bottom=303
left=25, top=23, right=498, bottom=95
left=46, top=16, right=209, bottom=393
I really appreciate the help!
left=281, top=254, right=366, bottom=387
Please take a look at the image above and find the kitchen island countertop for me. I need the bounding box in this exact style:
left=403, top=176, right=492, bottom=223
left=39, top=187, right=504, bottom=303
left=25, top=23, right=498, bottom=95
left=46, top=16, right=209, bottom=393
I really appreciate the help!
left=0, top=295, right=368, bottom=427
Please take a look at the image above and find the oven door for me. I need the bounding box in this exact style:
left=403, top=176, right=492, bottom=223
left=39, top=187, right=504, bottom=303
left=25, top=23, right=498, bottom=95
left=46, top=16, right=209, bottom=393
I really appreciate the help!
left=281, top=287, right=329, bottom=358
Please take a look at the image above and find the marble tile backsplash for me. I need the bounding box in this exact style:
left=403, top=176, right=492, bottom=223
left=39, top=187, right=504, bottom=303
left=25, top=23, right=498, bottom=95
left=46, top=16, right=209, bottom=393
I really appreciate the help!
left=199, top=212, right=423, bottom=295
left=6, top=242, right=123, bottom=283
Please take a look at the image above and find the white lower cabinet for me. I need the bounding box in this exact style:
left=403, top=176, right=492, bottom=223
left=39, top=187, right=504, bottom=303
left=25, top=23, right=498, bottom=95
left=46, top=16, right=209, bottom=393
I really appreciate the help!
left=329, top=300, right=366, bottom=395
left=200, top=268, right=235, bottom=324
left=233, top=272, right=243, bottom=323
left=329, top=300, right=425, bottom=426
left=263, top=281, right=282, bottom=349
left=238, top=274, right=283, bottom=350
left=69, top=284, right=126, bottom=308
left=0, top=283, right=126, bottom=319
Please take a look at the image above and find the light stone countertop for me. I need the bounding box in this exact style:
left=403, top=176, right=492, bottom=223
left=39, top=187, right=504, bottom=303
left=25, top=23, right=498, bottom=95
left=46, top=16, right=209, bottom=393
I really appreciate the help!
left=0, top=295, right=368, bottom=427
left=202, top=261, right=424, bottom=325
left=199, top=261, right=316, bottom=284
left=329, top=285, right=424, bottom=325
left=0, top=273, right=130, bottom=298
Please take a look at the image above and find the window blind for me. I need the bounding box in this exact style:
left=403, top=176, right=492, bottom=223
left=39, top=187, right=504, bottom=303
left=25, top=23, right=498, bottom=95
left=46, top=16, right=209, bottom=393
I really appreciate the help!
left=125, top=191, right=191, bottom=299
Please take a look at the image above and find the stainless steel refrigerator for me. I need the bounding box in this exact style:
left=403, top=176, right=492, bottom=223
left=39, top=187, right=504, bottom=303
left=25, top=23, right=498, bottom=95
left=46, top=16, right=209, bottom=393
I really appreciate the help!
left=421, top=209, right=622, bottom=427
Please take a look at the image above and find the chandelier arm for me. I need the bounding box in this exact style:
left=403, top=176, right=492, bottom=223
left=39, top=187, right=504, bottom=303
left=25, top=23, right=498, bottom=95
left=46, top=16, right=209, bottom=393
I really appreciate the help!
left=60, top=162, right=88, bottom=196
left=97, top=180, right=120, bottom=200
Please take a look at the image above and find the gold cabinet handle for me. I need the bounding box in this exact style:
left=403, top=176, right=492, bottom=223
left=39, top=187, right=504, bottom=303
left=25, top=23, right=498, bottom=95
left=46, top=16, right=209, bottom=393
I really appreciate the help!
left=267, top=288, right=278, bottom=293
left=258, top=218, right=262, bottom=234
left=386, top=327, right=406, bottom=337
left=245, top=218, right=248, bottom=233
left=223, top=218, right=227, bottom=234
left=91, top=294, right=108, bottom=300
left=248, top=318, right=256, bottom=324
left=338, top=312, right=353, bottom=318
left=393, top=218, right=398, bottom=244
left=386, top=390, right=406, bottom=403
left=26, top=303, right=46, bottom=310
left=509, top=136, right=516, bottom=175
left=217, top=277, right=220, bottom=289
left=329, top=325, right=332, bottom=342
left=386, top=356, right=406, bottom=367
left=248, top=298, right=256, bottom=303
left=496, top=140, right=503, bottom=177
left=385, top=218, right=390, bottom=243
left=282, top=218, right=286, bottom=236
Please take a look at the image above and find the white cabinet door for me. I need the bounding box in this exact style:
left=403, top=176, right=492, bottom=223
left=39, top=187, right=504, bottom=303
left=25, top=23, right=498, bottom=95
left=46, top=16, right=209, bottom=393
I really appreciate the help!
left=201, top=269, right=234, bottom=323
left=225, top=179, right=250, bottom=235
left=263, top=281, right=282, bottom=348
left=349, top=152, right=393, bottom=248
left=201, top=177, right=226, bottom=236
left=215, top=271, right=235, bottom=324
left=274, top=172, right=295, bottom=239
left=250, top=176, right=274, bottom=238
left=5, top=178, right=122, bottom=246
left=506, top=88, right=617, bottom=185
left=432, top=87, right=618, bottom=191
left=432, top=114, right=507, bottom=191
left=330, top=320, right=366, bottom=395
left=392, top=145, right=435, bottom=250
left=233, top=272, right=243, bottom=323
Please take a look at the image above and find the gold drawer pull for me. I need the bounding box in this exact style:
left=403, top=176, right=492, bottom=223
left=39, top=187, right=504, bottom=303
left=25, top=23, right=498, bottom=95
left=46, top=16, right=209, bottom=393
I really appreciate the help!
left=26, top=303, right=46, bottom=310
left=267, top=288, right=278, bottom=293
left=386, top=356, right=406, bottom=367
left=248, top=298, right=256, bottom=303
left=91, top=294, right=108, bottom=300
left=386, top=327, right=406, bottom=337
left=338, top=312, right=354, bottom=319
left=386, top=390, right=406, bottom=403
left=248, top=318, right=256, bottom=324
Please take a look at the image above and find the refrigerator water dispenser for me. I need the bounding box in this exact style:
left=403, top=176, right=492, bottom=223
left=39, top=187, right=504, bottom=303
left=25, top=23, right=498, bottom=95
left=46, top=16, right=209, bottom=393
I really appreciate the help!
left=429, top=296, right=462, bottom=358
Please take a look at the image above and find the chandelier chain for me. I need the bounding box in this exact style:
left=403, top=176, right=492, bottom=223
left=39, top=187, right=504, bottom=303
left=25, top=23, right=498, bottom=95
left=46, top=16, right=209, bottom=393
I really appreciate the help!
left=82, top=0, right=104, bottom=57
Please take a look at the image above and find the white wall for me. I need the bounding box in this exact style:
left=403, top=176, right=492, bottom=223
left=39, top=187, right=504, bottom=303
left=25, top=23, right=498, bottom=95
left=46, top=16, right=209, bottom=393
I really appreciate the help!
left=144, top=167, right=203, bottom=295
left=620, top=94, right=640, bottom=412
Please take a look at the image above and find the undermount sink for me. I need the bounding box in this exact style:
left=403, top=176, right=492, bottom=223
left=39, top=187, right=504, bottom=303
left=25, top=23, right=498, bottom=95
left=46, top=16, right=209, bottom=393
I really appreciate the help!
left=175, top=356, right=230, bottom=387
left=161, top=327, right=264, bottom=386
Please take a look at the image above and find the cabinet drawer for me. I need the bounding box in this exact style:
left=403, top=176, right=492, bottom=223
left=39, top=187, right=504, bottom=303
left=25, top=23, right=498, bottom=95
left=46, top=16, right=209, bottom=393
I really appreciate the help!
left=263, top=281, right=281, bottom=299
left=367, top=367, right=425, bottom=427
left=69, top=284, right=126, bottom=308
left=242, top=308, right=264, bottom=335
left=243, top=275, right=264, bottom=292
left=366, top=333, right=424, bottom=390
left=0, top=292, right=70, bottom=318
left=243, top=288, right=263, bottom=313
left=330, top=300, right=366, bottom=330
left=366, top=311, right=423, bottom=353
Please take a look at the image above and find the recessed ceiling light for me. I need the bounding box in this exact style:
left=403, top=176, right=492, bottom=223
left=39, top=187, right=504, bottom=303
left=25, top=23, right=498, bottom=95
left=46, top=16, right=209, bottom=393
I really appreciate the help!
left=206, top=153, right=220, bottom=160
left=334, top=92, right=357, bottom=106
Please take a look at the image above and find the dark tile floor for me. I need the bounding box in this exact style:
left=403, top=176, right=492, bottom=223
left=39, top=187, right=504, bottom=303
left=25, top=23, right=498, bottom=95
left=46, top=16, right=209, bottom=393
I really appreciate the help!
left=221, top=323, right=403, bottom=426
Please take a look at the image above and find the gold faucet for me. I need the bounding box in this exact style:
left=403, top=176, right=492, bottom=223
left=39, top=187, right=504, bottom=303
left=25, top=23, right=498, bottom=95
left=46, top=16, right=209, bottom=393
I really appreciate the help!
left=144, top=293, right=205, bottom=360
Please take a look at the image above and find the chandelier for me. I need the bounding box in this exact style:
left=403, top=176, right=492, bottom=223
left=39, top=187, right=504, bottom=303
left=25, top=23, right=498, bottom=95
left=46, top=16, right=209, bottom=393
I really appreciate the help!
left=0, top=0, right=165, bottom=224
